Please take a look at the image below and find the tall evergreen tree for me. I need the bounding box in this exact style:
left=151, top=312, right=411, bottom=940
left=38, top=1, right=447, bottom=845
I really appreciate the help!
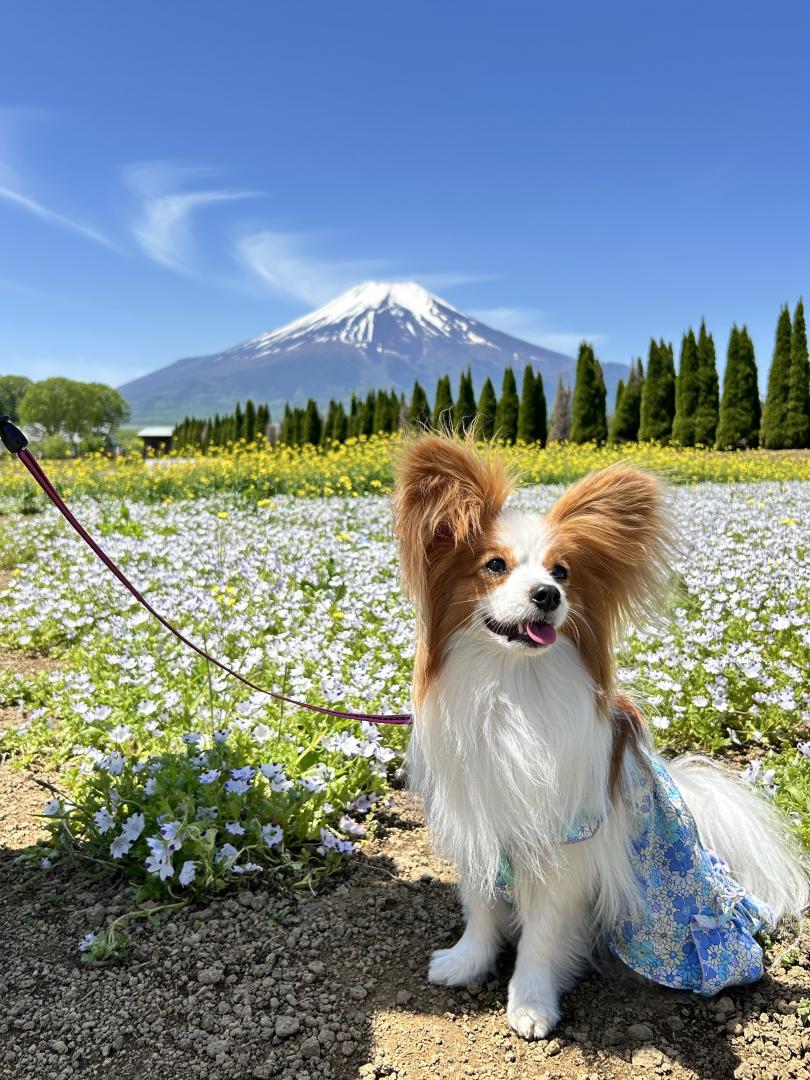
left=477, top=377, right=497, bottom=440
left=372, top=390, right=389, bottom=433
left=716, top=325, right=761, bottom=448
left=332, top=402, right=348, bottom=442
left=534, top=370, right=548, bottom=446
left=548, top=377, right=572, bottom=442
left=432, top=375, right=454, bottom=433
left=409, top=381, right=431, bottom=429
left=302, top=399, right=322, bottom=445
left=785, top=299, right=810, bottom=448
left=321, top=400, right=338, bottom=444
left=243, top=399, right=256, bottom=443
left=672, top=330, right=700, bottom=446
left=517, top=365, right=538, bottom=443
left=347, top=393, right=361, bottom=438
left=693, top=322, right=719, bottom=447
left=255, top=403, right=270, bottom=441
left=494, top=367, right=519, bottom=443
left=609, top=359, right=643, bottom=444
left=359, top=391, right=375, bottom=437
left=233, top=402, right=243, bottom=441
left=639, top=339, right=676, bottom=442
left=453, top=368, right=477, bottom=434
left=570, top=343, right=607, bottom=444
left=761, top=305, right=793, bottom=449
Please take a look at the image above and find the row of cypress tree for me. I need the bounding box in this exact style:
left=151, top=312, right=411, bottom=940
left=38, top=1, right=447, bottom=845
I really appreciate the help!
left=173, top=299, right=810, bottom=451
left=174, top=400, right=271, bottom=449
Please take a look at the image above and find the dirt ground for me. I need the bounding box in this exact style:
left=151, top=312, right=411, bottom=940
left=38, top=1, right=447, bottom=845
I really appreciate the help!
left=1, top=739, right=809, bottom=1080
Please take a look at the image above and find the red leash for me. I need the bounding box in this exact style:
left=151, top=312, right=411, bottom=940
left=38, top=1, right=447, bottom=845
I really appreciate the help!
left=0, top=417, right=412, bottom=726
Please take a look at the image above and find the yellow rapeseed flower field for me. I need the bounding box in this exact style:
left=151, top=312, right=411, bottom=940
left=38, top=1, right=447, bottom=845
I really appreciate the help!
left=2, top=435, right=809, bottom=505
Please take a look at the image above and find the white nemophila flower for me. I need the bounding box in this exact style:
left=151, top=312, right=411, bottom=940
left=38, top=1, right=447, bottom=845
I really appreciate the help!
left=318, top=828, right=356, bottom=855
left=109, top=834, right=132, bottom=859
left=178, top=860, right=198, bottom=886
left=122, top=812, right=145, bottom=842
left=199, top=769, right=221, bottom=785
left=181, top=732, right=204, bottom=746
left=225, top=821, right=245, bottom=836
left=259, top=762, right=293, bottom=792
left=159, top=820, right=183, bottom=850
left=108, top=725, right=132, bottom=745
left=137, top=699, right=158, bottom=716
left=798, top=741, right=810, bottom=758
left=216, top=842, right=239, bottom=863
left=322, top=731, right=362, bottom=757
left=213, top=728, right=230, bottom=743
left=260, top=823, right=283, bottom=848
left=89, top=705, right=112, bottom=723
left=338, top=814, right=366, bottom=837
left=190, top=753, right=208, bottom=768
left=691, top=695, right=709, bottom=708
left=40, top=856, right=53, bottom=869
left=143, top=777, right=157, bottom=796
left=232, top=862, right=262, bottom=874
left=224, top=778, right=250, bottom=795
left=145, top=853, right=174, bottom=880
left=43, top=798, right=63, bottom=817
left=651, top=716, right=671, bottom=730
left=252, top=723, right=272, bottom=744
left=102, top=751, right=126, bottom=776
left=79, top=931, right=99, bottom=953
left=301, top=774, right=327, bottom=793
left=94, top=808, right=116, bottom=834
left=348, top=793, right=376, bottom=815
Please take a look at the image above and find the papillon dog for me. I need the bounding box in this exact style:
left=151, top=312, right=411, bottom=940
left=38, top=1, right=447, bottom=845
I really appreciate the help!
left=392, top=433, right=808, bottom=1040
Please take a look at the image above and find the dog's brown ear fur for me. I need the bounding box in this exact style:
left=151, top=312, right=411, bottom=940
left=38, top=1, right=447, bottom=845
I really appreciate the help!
left=392, top=433, right=514, bottom=607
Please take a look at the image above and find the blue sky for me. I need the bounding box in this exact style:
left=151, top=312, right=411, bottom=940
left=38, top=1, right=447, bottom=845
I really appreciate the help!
left=1, top=2, right=808, bottom=390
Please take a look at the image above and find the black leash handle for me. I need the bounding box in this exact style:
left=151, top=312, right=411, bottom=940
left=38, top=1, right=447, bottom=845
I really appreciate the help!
left=0, top=416, right=412, bottom=726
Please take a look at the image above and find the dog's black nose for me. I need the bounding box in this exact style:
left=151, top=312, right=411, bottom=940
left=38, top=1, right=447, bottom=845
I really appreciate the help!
left=530, top=584, right=561, bottom=612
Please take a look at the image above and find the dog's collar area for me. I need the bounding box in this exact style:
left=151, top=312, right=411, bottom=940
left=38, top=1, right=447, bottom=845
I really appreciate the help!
left=494, top=815, right=603, bottom=902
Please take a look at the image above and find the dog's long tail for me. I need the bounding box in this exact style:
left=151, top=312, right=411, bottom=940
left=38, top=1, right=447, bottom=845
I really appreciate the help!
left=667, top=755, right=809, bottom=922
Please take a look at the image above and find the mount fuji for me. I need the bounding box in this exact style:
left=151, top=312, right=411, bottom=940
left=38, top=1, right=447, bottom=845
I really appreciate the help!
left=119, top=282, right=625, bottom=424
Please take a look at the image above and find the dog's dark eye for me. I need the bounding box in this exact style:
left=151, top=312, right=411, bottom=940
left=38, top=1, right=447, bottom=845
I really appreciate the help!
left=485, top=557, right=508, bottom=574
left=550, top=564, right=568, bottom=581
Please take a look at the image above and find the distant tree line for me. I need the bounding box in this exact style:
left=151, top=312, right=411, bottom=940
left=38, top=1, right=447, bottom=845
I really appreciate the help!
left=169, top=299, right=810, bottom=452
left=174, top=400, right=272, bottom=450
left=0, top=375, right=130, bottom=456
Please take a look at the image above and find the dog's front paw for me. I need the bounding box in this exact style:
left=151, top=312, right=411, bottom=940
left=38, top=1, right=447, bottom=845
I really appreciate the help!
left=507, top=999, right=560, bottom=1041
left=428, top=941, right=493, bottom=986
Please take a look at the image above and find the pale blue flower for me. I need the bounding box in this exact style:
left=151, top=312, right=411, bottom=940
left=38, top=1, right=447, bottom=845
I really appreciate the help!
left=199, top=769, right=221, bottom=785
left=179, top=860, right=198, bottom=886
left=94, top=808, right=116, bottom=835
left=261, top=823, right=283, bottom=848
left=121, top=812, right=145, bottom=843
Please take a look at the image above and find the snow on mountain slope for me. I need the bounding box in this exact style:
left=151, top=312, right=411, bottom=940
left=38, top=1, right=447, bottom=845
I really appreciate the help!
left=119, top=282, right=626, bottom=424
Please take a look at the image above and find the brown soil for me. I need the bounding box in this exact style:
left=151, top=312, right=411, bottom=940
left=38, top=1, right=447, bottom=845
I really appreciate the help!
left=0, top=771, right=808, bottom=1080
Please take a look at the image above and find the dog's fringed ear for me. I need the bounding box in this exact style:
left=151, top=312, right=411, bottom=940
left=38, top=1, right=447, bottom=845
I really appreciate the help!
left=546, top=464, right=675, bottom=619
left=392, top=434, right=514, bottom=599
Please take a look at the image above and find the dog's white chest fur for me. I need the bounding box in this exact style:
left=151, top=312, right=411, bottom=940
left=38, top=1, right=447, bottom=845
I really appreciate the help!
left=408, top=632, right=618, bottom=899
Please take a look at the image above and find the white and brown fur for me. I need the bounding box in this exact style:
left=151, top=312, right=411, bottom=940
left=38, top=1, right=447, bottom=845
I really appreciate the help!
left=393, top=433, right=808, bottom=1040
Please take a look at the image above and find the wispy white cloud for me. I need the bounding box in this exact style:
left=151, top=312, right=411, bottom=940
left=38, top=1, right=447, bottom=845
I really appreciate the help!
left=235, top=231, right=387, bottom=306
left=236, top=231, right=499, bottom=308
left=472, top=306, right=606, bottom=355
left=0, top=184, right=118, bottom=250
left=125, top=161, right=259, bottom=273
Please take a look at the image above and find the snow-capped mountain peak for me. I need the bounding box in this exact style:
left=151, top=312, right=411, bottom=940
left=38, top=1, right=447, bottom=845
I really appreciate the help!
left=119, top=279, right=629, bottom=426
left=251, top=280, right=468, bottom=352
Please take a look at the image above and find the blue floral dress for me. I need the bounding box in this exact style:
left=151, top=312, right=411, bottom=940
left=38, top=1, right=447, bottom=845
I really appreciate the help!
left=494, top=757, right=775, bottom=996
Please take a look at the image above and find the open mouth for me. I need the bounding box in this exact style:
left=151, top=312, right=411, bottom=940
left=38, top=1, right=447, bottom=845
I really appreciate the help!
left=484, top=617, right=557, bottom=647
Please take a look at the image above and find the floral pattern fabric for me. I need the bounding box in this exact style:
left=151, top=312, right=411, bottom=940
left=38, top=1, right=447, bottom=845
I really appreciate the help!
left=495, top=757, right=775, bottom=995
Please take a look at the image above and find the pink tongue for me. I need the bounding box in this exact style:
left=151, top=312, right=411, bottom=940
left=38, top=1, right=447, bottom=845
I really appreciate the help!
left=525, top=621, right=557, bottom=646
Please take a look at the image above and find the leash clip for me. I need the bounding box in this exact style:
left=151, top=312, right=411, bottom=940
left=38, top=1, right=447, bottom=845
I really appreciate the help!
left=0, top=416, right=29, bottom=455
